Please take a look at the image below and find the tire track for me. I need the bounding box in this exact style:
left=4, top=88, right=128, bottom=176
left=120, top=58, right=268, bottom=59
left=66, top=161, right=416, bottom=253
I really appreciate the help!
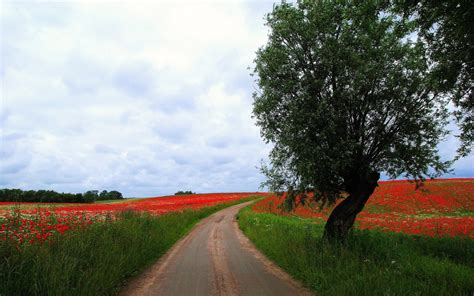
left=208, top=214, right=239, bottom=296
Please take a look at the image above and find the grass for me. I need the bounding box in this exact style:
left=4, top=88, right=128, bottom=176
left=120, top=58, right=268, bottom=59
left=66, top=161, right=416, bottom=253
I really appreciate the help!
left=93, top=198, right=134, bottom=204
left=0, top=198, right=256, bottom=296
left=238, top=207, right=474, bottom=296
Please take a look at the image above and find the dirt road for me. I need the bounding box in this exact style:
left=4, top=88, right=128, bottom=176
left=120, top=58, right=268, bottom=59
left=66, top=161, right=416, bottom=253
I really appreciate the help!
left=120, top=201, right=311, bottom=296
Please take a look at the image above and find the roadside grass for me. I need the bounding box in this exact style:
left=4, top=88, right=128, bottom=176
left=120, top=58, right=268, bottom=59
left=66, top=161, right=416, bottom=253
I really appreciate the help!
left=0, top=197, right=257, bottom=296
left=238, top=207, right=474, bottom=296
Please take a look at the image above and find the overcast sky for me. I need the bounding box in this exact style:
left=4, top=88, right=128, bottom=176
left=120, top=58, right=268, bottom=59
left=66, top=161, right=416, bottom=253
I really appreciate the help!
left=1, top=1, right=472, bottom=197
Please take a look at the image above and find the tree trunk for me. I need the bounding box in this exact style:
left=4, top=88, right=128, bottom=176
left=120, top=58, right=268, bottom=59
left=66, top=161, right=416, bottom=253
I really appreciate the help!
left=323, top=171, right=380, bottom=242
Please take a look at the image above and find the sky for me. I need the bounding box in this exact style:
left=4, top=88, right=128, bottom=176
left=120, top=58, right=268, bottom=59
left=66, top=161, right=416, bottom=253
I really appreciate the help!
left=1, top=0, right=472, bottom=197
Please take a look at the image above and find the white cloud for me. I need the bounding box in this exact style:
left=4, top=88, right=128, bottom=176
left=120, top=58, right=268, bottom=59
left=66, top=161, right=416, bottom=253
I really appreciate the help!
left=1, top=0, right=470, bottom=197
left=0, top=0, right=273, bottom=196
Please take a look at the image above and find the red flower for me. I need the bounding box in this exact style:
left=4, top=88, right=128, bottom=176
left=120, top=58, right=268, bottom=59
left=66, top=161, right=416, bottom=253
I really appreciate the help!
left=252, top=179, right=474, bottom=238
left=1, top=193, right=258, bottom=247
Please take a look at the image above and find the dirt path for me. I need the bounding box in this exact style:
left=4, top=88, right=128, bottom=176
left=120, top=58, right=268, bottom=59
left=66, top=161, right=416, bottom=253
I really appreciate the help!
left=120, top=201, right=312, bottom=296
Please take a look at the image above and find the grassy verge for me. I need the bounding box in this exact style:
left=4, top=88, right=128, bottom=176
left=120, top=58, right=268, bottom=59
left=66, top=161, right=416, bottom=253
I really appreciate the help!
left=238, top=207, right=474, bottom=295
left=0, top=197, right=256, bottom=296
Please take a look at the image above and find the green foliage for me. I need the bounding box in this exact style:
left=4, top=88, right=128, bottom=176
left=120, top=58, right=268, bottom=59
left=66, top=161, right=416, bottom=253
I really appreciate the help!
left=174, top=190, right=195, bottom=195
left=97, top=190, right=124, bottom=201
left=83, top=190, right=99, bottom=203
left=252, top=0, right=451, bottom=204
left=0, top=198, right=255, bottom=295
left=107, top=190, right=123, bottom=200
left=393, top=0, right=473, bottom=157
left=238, top=208, right=474, bottom=295
left=0, top=188, right=123, bottom=203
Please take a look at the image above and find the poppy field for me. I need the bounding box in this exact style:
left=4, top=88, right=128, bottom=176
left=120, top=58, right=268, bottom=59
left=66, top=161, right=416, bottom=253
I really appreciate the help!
left=251, top=178, right=474, bottom=238
left=0, top=193, right=260, bottom=295
left=239, top=178, right=474, bottom=295
left=0, top=193, right=257, bottom=247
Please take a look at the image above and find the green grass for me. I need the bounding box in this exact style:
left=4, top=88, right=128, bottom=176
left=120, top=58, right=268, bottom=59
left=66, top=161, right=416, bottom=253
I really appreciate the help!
left=93, top=198, right=134, bottom=204
left=238, top=207, right=474, bottom=296
left=0, top=198, right=256, bottom=296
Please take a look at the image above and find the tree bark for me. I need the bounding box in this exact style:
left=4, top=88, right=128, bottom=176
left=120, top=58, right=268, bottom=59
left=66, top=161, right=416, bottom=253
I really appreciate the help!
left=323, top=171, right=380, bottom=242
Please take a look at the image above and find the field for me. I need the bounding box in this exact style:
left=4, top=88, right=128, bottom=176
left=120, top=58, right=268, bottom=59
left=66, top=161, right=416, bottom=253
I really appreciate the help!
left=0, top=193, right=259, bottom=295
left=0, top=193, right=258, bottom=246
left=2, top=179, right=473, bottom=295
left=239, top=178, right=474, bottom=295
left=252, top=178, right=474, bottom=238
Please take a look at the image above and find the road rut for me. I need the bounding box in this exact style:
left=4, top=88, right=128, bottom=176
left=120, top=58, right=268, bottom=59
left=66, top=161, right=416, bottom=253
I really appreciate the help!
left=120, top=201, right=311, bottom=296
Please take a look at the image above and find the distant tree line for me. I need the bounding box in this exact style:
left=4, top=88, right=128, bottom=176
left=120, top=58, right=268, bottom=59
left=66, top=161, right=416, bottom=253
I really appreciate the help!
left=0, top=189, right=124, bottom=203
left=174, top=190, right=195, bottom=196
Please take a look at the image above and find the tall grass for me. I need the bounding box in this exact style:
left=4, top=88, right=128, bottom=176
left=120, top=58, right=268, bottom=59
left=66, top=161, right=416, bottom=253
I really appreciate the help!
left=238, top=207, right=474, bottom=295
left=0, top=199, right=255, bottom=296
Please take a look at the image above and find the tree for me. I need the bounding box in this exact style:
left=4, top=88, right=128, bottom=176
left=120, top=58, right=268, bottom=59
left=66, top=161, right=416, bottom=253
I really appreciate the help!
left=83, top=190, right=99, bottom=203
left=108, top=190, right=123, bottom=200
left=174, top=190, right=194, bottom=196
left=394, top=0, right=473, bottom=157
left=252, top=1, right=451, bottom=242
left=99, top=190, right=109, bottom=200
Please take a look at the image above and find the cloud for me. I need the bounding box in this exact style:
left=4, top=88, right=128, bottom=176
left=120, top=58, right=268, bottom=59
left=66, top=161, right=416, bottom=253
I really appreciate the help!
left=113, top=62, right=154, bottom=97
left=0, top=133, right=32, bottom=176
left=0, top=0, right=274, bottom=196
left=0, top=0, right=470, bottom=197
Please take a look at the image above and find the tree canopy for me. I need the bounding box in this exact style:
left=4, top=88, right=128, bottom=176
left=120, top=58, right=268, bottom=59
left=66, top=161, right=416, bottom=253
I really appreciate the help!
left=252, top=0, right=451, bottom=241
left=394, top=0, right=473, bottom=157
